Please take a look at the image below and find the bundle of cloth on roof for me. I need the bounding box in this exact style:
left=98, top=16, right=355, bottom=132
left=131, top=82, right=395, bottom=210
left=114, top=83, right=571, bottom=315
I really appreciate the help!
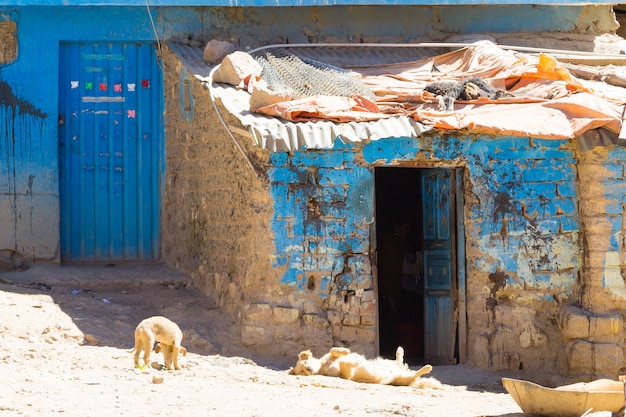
left=212, top=42, right=625, bottom=141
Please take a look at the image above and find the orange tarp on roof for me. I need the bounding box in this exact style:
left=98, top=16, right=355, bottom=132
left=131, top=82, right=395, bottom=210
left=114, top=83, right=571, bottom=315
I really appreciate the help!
left=253, top=95, right=389, bottom=123
left=254, top=44, right=625, bottom=140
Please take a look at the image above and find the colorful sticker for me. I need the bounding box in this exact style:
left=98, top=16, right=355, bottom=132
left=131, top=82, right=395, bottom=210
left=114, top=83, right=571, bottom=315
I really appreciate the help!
left=85, top=82, right=93, bottom=91
left=71, top=81, right=79, bottom=89
left=141, top=80, right=150, bottom=88
left=127, top=83, right=136, bottom=92
left=127, top=110, right=136, bottom=118
left=99, top=83, right=107, bottom=91
left=114, top=84, right=122, bottom=93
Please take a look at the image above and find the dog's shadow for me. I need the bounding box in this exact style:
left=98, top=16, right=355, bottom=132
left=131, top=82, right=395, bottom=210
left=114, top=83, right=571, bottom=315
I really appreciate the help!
left=0, top=264, right=233, bottom=359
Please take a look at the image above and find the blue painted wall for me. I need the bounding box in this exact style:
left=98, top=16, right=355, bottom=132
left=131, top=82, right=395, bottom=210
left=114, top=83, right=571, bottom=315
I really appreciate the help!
left=0, top=6, right=181, bottom=260
left=0, top=3, right=614, bottom=262
left=260, top=133, right=586, bottom=370
left=269, top=142, right=373, bottom=297
left=0, top=0, right=615, bottom=6
left=268, top=136, right=580, bottom=300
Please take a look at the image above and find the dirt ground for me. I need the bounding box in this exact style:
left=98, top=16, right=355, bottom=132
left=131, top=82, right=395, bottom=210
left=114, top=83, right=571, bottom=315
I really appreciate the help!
left=0, top=263, right=530, bottom=417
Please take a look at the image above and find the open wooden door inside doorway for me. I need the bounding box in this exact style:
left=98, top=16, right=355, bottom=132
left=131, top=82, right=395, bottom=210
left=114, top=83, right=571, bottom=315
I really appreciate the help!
left=374, top=166, right=466, bottom=366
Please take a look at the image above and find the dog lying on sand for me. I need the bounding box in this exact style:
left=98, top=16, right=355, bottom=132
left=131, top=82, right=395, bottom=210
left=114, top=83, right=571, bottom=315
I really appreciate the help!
left=131, top=316, right=186, bottom=370
left=289, top=346, right=444, bottom=388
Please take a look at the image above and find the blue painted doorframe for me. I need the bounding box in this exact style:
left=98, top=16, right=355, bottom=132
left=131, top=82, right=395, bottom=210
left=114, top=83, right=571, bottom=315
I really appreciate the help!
left=58, top=42, right=164, bottom=263
left=422, top=168, right=458, bottom=365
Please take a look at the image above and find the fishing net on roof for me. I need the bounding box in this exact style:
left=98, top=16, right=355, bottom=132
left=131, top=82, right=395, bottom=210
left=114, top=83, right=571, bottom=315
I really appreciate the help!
left=253, top=50, right=376, bottom=101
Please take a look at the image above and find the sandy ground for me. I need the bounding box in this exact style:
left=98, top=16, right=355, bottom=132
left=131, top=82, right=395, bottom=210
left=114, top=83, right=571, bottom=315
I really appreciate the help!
left=0, top=264, right=528, bottom=417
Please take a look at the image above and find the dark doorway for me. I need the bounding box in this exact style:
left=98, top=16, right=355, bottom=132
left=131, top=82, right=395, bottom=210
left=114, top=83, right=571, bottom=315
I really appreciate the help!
left=375, top=166, right=462, bottom=366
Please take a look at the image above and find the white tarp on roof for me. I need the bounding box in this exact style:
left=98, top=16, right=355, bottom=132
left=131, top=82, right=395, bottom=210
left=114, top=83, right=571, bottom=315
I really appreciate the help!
left=209, top=81, right=431, bottom=152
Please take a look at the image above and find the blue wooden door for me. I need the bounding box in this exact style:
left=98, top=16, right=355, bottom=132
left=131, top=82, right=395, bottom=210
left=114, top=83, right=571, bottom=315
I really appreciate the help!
left=58, top=42, right=163, bottom=263
left=422, top=169, right=457, bottom=364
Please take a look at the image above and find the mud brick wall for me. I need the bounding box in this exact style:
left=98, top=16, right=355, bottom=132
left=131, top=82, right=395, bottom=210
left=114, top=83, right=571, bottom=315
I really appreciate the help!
left=586, top=144, right=626, bottom=309
left=162, top=48, right=375, bottom=361
left=264, top=135, right=590, bottom=375
left=557, top=144, right=626, bottom=378
left=456, top=137, right=581, bottom=374
left=163, top=43, right=625, bottom=374
left=266, top=143, right=377, bottom=357
left=460, top=138, right=626, bottom=378
left=161, top=49, right=279, bottom=313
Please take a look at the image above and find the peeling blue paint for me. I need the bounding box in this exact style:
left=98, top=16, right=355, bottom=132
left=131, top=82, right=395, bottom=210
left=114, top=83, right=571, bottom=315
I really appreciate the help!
left=271, top=135, right=580, bottom=298
left=271, top=143, right=375, bottom=291
left=557, top=181, right=577, bottom=199
left=560, top=216, right=578, bottom=233
left=603, top=147, right=626, bottom=254
left=362, top=137, right=421, bottom=164
left=0, top=1, right=606, bottom=311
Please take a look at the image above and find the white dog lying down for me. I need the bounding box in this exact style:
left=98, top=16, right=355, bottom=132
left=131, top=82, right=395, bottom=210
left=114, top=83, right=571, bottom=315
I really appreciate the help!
left=289, top=346, right=444, bottom=388
left=131, top=316, right=186, bottom=370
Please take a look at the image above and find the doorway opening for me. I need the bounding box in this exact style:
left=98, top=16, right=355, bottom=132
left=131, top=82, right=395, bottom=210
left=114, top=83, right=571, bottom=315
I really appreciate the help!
left=374, top=166, right=464, bottom=366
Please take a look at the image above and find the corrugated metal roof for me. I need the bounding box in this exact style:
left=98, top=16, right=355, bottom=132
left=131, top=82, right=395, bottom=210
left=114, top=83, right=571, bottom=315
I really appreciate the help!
left=247, top=44, right=452, bottom=67
left=168, top=42, right=213, bottom=79
left=168, top=41, right=443, bottom=151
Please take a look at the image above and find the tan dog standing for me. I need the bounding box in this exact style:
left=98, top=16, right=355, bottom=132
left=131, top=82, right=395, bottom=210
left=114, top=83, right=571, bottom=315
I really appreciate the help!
left=155, top=342, right=187, bottom=370
left=131, top=316, right=186, bottom=370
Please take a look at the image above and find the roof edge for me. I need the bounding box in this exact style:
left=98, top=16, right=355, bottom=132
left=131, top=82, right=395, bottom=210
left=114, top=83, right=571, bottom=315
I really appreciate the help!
left=0, top=0, right=617, bottom=6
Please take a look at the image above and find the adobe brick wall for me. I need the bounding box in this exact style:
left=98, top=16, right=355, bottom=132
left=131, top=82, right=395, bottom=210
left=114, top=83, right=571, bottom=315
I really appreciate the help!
left=162, top=44, right=626, bottom=375
left=161, top=47, right=350, bottom=362
left=161, top=48, right=278, bottom=316
left=0, top=19, right=17, bottom=64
